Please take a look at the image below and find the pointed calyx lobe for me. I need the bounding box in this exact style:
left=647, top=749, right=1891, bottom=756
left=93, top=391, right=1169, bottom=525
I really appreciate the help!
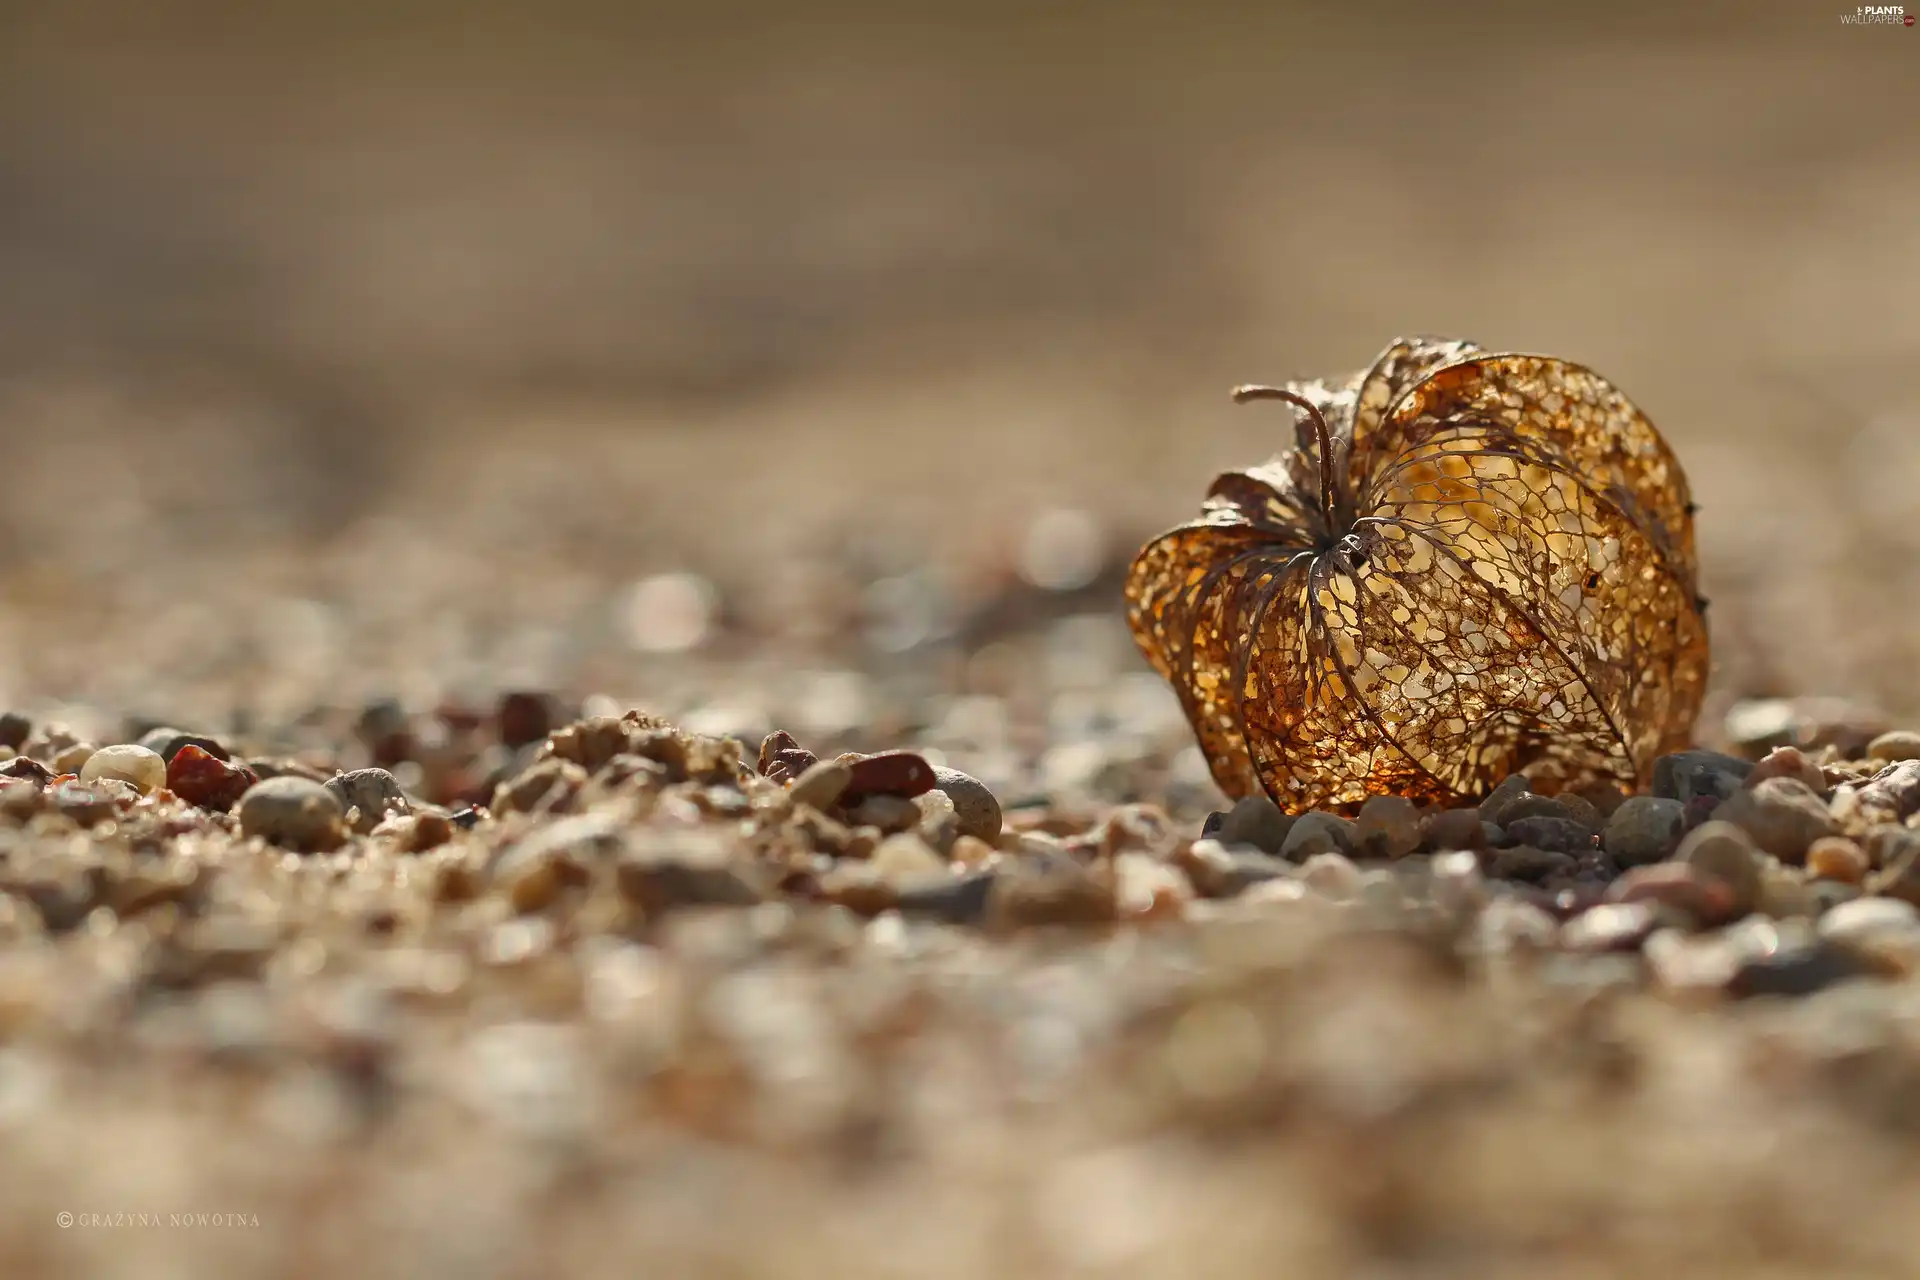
left=1126, top=335, right=1707, bottom=815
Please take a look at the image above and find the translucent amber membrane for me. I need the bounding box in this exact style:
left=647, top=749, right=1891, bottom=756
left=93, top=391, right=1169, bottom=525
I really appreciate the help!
left=1126, top=337, right=1707, bottom=815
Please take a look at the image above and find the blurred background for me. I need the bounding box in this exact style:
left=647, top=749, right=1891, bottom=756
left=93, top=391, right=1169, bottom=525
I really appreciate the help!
left=2, top=0, right=1918, bottom=737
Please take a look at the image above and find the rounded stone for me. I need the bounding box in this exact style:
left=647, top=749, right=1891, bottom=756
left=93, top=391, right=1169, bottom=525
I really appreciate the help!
left=1493, top=794, right=1576, bottom=826
left=1354, top=795, right=1421, bottom=860
left=1818, top=896, right=1920, bottom=957
left=237, top=776, right=347, bottom=852
left=1605, top=863, right=1737, bottom=927
left=1423, top=807, right=1488, bottom=851
left=1503, top=815, right=1593, bottom=855
left=79, top=744, right=167, bottom=795
left=1756, top=867, right=1820, bottom=920
left=1651, top=750, right=1753, bottom=805
left=788, top=760, right=853, bottom=812
left=1805, top=835, right=1870, bottom=885
left=931, top=766, right=1003, bottom=845
left=1715, top=777, right=1837, bottom=863
left=1477, top=775, right=1533, bottom=827
left=52, top=743, right=95, bottom=776
left=1298, top=851, right=1362, bottom=900
left=1745, top=745, right=1825, bottom=794
left=1281, top=812, right=1355, bottom=862
left=1674, top=820, right=1762, bottom=916
left=1867, top=730, right=1920, bottom=763
left=1602, top=796, right=1686, bottom=867
left=1216, top=794, right=1294, bottom=854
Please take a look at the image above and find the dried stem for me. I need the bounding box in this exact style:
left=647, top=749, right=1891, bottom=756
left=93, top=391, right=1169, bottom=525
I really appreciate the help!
left=1232, top=385, right=1340, bottom=535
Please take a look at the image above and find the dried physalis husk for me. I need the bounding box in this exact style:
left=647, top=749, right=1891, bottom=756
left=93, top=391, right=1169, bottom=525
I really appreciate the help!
left=1127, top=336, right=1708, bottom=814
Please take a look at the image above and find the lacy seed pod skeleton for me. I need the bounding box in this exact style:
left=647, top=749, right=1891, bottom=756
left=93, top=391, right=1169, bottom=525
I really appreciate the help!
left=1126, top=336, right=1708, bottom=814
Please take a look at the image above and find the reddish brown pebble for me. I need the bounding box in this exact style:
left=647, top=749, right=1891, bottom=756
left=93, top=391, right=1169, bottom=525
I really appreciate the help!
left=843, top=750, right=936, bottom=801
left=1805, top=836, right=1870, bottom=885
left=167, top=744, right=259, bottom=813
left=757, top=730, right=817, bottom=783
left=1747, top=745, right=1826, bottom=794
left=498, top=691, right=555, bottom=749
left=0, top=755, right=53, bottom=784
left=1604, top=863, right=1738, bottom=927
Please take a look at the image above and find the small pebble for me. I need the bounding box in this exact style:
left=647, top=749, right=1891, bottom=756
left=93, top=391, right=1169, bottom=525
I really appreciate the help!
left=1727, top=940, right=1892, bottom=998
left=1478, top=775, right=1533, bottom=827
left=1484, top=846, right=1576, bottom=883
left=1869, top=826, right=1920, bottom=872
left=1715, top=778, right=1837, bottom=863
left=1492, top=794, right=1575, bottom=826
left=1174, top=840, right=1291, bottom=898
left=1644, top=929, right=1743, bottom=994
left=1298, top=852, right=1362, bottom=900
left=1570, top=782, right=1629, bottom=819
left=1756, top=866, right=1820, bottom=920
left=895, top=870, right=997, bottom=924
left=1553, top=792, right=1605, bottom=833
left=1, top=755, right=52, bottom=783
left=1604, top=863, right=1736, bottom=928
left=1745, top=745, right=1826, bottom=793
left=1354, top=796, right=1421, bottom=859
left=1867, top=729, right=1920, bottom=763
left=78, top=743, right=167, bottom=794
left=1560, top=902, right=1660, bottom=953
left=1095, top=803, right=1177, bottom=857
left=849, top=794, right=920, bottom=834
left=1674, top=820, right=1762, bottom=916
left=930, top=766, right=1003, bottom=845
left=237, top=777, right=346, bottom=853
left=1603, top=796, right=1686, bottom=867
left=1423, top=807, right=1488, bottom=851
left=1818, top=895, right=1920, bottom=945
left=1867, top=837, right=1920, bottom=907
left=1473, top=896, right=1559, bottom=953
left=1113, top=853, right=1193, bottom=921
left=1428, top=849, right=1487, bottom=917
left=0, top=712, right=29, bottom=750
left=52, top=743, right=95, bottom=775
left=912, top=790, right=961, bottom=855
left=1804, top=835, right=1870, bottom=885
left=1809, top=879, right=1861, bottom=914
left=1651, top=750, right=1753, bottom=805
left=1502, top=815, right=1592, bottom=855
left=497, top=692, right=555, bottom=749
left=1216, top=794, right=1294, bottom=854
left=843, top=750, right=936, bottom=800
left=167, top=746, right=258, bottom=812
left=1280, top=812, right=1354, bottom=862
left=788, top=760, right=854, bottom=812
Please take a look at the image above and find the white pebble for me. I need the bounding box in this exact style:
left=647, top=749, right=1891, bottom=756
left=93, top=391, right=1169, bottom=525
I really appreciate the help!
left=79, top=744, right=167, bottom=795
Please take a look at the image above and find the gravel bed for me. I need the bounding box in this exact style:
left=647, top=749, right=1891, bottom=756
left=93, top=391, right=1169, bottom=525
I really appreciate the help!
left=4, top=671, right=1920, bottom=1277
